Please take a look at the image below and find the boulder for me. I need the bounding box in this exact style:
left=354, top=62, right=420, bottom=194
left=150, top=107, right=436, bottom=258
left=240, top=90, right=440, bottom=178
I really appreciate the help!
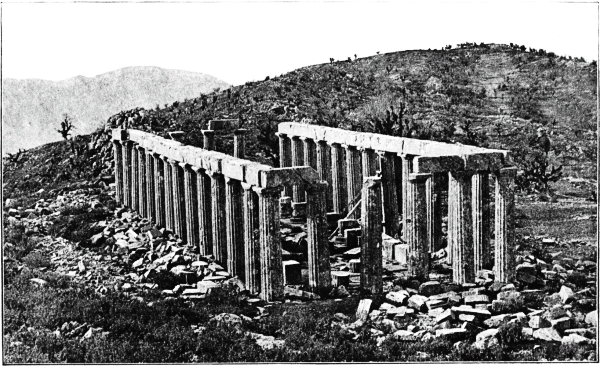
left=558, top=286, right=575, bottom=304
left=419, top=281, right=442, bottom=297
left=533, top=327, right=562, bottom=342
left=408, top=294, right=429, bottom=312
left=585, top=310, right=598, bottom=327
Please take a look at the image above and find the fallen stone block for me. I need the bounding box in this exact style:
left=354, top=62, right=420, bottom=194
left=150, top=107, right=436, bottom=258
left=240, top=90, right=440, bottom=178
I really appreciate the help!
left=386, top=290, right=410, bottom=306
left=529, top=315, right=551, bottom=329
left=550, top=317, right=572, bottom=331
left=585, top=310, right=598, bottom=327
left=562, top=333, right=590, bottom=344
left=464, top=294, right=489, bottom=306
left=533, top=327, right=562, bottom=342
left=356, top=299, right=373, bottom=321
left=435, top=328, right=468, bottom=340
left=558, top=285, right=575, bottom=304
left=419, top=281, right=442, bottom=297
left=408, top=294, right=429, bottom=312
left=436, top=308, right=455, bottom=324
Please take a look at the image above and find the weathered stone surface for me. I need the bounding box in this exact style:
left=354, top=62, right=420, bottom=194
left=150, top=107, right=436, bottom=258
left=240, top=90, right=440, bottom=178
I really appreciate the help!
left=529, top=316, right=551, bottom=329
left=386, top=291, right=410, bottom=306
left=533, top=327, right=562, bottom=342
left=585, top=310, right=598, bottom=327
left=419, top=281, right=442, bottom=297
left=408, top=294, right=429, bottom=312
left=356, top=299, right=373, bottom=321
left=558, top=286, right=575, bottom=304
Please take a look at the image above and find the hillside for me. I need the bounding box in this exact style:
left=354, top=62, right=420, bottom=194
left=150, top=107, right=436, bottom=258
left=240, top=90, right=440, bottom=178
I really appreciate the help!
left=2, top=66, right=230, bottom=155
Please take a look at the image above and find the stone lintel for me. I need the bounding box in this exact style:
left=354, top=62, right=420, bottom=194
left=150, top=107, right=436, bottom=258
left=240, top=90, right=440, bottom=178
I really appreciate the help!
left=112, top=128, right=128, bottom=141
left=413, top=155, right=464, bottom=173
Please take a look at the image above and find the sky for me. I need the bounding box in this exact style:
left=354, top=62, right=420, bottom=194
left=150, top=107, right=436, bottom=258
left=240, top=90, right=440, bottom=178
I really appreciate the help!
left=2, top=0, right=598, bottom=86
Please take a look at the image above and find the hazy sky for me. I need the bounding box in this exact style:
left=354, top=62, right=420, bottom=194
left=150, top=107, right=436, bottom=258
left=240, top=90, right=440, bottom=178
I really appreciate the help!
left=2, top=0, right=598, bottom=86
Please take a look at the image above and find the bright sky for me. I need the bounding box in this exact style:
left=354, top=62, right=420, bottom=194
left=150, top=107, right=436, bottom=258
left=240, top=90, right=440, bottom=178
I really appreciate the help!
left=2, top=0, right=598, bottom=86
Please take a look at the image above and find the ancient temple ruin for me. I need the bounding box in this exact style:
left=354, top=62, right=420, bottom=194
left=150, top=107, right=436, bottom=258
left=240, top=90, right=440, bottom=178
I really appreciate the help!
left=112, top=121, right=516, bottom=302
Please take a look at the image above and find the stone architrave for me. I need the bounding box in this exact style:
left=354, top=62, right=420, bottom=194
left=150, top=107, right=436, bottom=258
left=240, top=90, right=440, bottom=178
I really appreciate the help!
left=153, top=153, right=166, bottom=228
left=344, top=144, right=362, bottom=218
left=171, top=160, right=187, bottom=241
left=233, top=129, right=247, bottom=159
left=276, top=132, right=293, bottom=197
left=330, top=143, right=347, bottom=215
left=360, top=176, right=383, bottom=296
left=162, top=156, right=175, bottom=231
left=202, top=130, right=215, bottom=151
left=448, top=170, right=475, bottom=284
left=225, top=177, right=245, bottom=280
left=255, top=186, right=285, bottom=302
left=378, top=151, right=400, bottom=237
left=138, top=147, right=147, bottom=218
left=306, top=181, right=332, bottom=295
left=209, top=171, right=227, bottom=264
left=406, top=173, right=430, bottom=281
left=472, top=172, right=491, bottom=272
left=131, top=145, right=139, bottom=212
left=122, top=141, right=133, bottom=207
left=291, top=136, right=305, bottom=203
left=494, top=167, right=517, bottom=282
left=113, top=140, right=124, bottom=205
left=145, top=150, right=156, bottom=222
left=183, top=163, right=199, bottom=246
left=242, top=183, right=260, bottom=295
left=316, top=140, right=333, bottom=212
left=194, top=166, right=213, bottom=256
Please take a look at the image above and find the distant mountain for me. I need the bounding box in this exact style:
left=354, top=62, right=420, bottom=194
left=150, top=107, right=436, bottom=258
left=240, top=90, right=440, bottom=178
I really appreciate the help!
left=2, top=66, right=230, bottom=154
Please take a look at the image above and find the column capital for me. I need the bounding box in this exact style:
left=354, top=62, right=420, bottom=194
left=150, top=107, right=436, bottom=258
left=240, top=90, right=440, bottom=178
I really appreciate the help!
left=241, top=182, right=255, bottom=191
left=201, top=129, right=215, bottom=137
left=253, top=185, right=284, bottom=197
left=376, top=150, right=393, bottom=157
left=145, top=148, right=153, bottom=155
left=359, top=146, right=375, bottom=152
left=275, top=132, right=288, bottom=138
left=207, top=170, right=223, bottom=178
left=330, top=142, right=342, bottom=148
left=233, top=128, right=248, bottom=136
left=179, top=162, right=191, bottom=169
left=291, top=135, right=302, bottom=141
left=341, top=144, right=358, bottom=151
left=450, top=170, right=476, bottom=180
left=191, top=165, right=203, bottom=172
left=225, top=176, right=240, bottom=185
left=315, top=139, right=328, bottom=145
left=363, top=176, right=382, bottom=187
left=495, top=166, right=518, bottom=178
left=299, top=136, right=312, bottom=142
left=409, top=173, right=432, bottom=182
left=306, top=180, right=328, bottom=193
left=398, top=153, right=416, bottom=159
left=167, top=158, right=179, bottom=166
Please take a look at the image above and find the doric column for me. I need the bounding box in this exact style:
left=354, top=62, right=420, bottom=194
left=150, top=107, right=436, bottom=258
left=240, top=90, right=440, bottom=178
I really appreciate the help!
left=378, top=151, right=400, bottom=237
left=330, top=143, right=347, bottom=215
left=242, top=183, right=260, bottom=295
left=194, top=166, right=213, bottom=256
left=494, top=167, right=516, bottom=283
left=112, top=140, right=124, bottom=205
left=344, top=144, right=362, bottom=218
left=162, top=155, right=174, bottom=231
left=233, top=129, right=247, bottom=158
left=171, top=160, right=187, bottom=241
left=361, top=148, right=377, bottom=178
left=122, top=141, right=133, bottom=207
left=145, top=150, right=155, bottom=222
left=225, top=177, right=245, bottom=280
left=137, top=147, right=147, bottom=218
left=277, top=132, right=293, bottom=197
left=472, top=172, right=491, bottom=272
left=255, top=186, right=285, bottom=302
left=431, top=174, right=444, bottom=252
left=301, top=137, right=317, bottom=169
left=306, top=181, right=331, bottom=295
left=361, top=177, right=383, bottom=296
left=131, top=145, right=139, bottom=212
left=153, top=153, right=166, bottom=228
left=406, top=173, right=430, bottom=281
left=291, top=136, right=305, bottom=202
left=202, top=130, right=215, bottom=151
left=315, top=140, right=333, bottom=212
left=183, top=163, right=199, bottom=246
left=209, top=171, right=227, bottom=264
left=400, top=154, right=415, bottom=238
left=448, top=170, right=475, bottom=284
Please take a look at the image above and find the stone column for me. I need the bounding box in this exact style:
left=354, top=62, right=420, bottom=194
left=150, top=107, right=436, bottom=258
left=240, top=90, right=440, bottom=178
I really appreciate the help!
left=378, top=151, right=400, bottom=237
left=277, top=133, right=293, bottom=197
left=360, top=177, right=383, bottom=296
left=225, top=177, right=245, bottom=280
left=448, top=170, right=475, bottom=284
left=131, top=145, right=139, bottom=212
left=122, top=141, right=133, bottom=207
left=255, top=186, right=284, bottom=302
left=301, top=137, right=317, bottom=169
left=137, top=147, right=147, bottom=218
left=183, top=163, right=199, bottom=246
left=233, top=129, right=247, bottom=159
left=153, top=153, right=166, bottom=228
left=145, top=150, right=156, bottom=222
left=361, top=148, right=377, bottom=178
left=306, top=181, right=332, bottom=295
left=330, top=143, right=347, bottom=215
left=494, top=167, right=516, bottom=283
left=202, top=130, right=215, bottom=151
left=291, top=136, right=305, bottom=202
left=472, top=172, right=491, bottom=272
left=431, top=174, right=444, bottom=252
left=112, top=140, right=124, bottom=205
left=171, top=160, right=187, bottom=241
left=162, top=156, right=174, bottom=231
left=194, top=166, right=213, bottom=256
left=400, top=154, right=415, bottom=238
left=344, top=144, right=362, bottom=218
left=209, top=171, right=227, bottom=264
left=242, top=183, right=260, bottom=295
left=406, top=173, right=430, bottom=281
left=426, top=174, right=434, bottom=253
left=316, top=140, right=333, bottom=212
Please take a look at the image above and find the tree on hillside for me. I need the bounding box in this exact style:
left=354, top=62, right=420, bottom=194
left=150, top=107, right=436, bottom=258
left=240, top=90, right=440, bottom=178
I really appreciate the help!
left=57, top=113, right=75, bottom=140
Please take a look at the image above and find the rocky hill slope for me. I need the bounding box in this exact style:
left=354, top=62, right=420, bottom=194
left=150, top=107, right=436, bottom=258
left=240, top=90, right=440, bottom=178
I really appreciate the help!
left=2, top=66, right=230, bottom=155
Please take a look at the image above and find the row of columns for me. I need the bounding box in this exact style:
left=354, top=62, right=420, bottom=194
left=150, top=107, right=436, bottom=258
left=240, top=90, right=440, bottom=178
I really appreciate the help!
left=113, top=133, right=332, bottom=301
